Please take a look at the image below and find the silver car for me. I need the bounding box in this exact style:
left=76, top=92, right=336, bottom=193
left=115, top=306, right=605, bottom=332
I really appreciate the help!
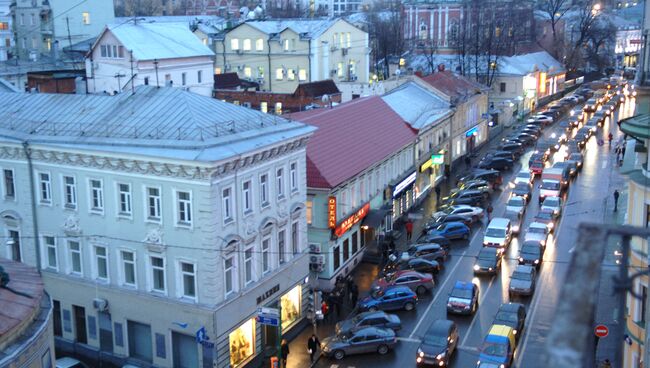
left=541, top=196, right=563, bottom=217
left=506, top=196, right=526, bottom=215
left=322, top=326, right=397, bottom=360
left=524, top=222, right=549, bottom=247
left=335, top=311, right=401, bottom=335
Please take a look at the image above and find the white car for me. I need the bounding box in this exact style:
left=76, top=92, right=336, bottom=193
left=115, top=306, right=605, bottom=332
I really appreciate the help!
left=531, top=115, right=553, bottom=124
left=524, top=222, right=550, bottom=247
left=506, top=196, right=526, bottom=215
left=512, top=170, right=533, bottom=186
left=432, top=205, right=484, bottom=222
left=541, top=196, right=563, bottom=216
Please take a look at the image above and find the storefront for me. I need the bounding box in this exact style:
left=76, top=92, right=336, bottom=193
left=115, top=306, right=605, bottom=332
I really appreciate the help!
left=417, top=151, right=445, bottom=201
left=229, top=319, right=256, bottom=367
left=391, top=170, right=417, bottom=219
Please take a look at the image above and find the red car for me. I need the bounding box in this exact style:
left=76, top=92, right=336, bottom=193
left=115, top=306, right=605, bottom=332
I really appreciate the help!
left=530, top=161, right=544, bottom=175
left=372, top=270, right=435, bottom=296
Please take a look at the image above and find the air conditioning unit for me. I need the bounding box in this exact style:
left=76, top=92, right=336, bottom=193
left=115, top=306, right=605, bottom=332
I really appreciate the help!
left=330, top=45, right=338, bottom=51
left=341, top=48, right=348, bottom=56
left=93, top=298, right=109, bottom=312
left=236, top=49, right=243, bottom=55
left=309, top=254, right=325, bottom=265
left=309, top=243, right=322, bottom=253
left=310, top=263, right=324, bottom=273
left=330, top=69, right=337, bottom=76
left=350, top=75, right=357, bottom=81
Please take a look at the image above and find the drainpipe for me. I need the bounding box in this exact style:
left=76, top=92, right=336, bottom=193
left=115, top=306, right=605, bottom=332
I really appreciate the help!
left=23, top=141, right=42, bottom=273
left=221, top=38, right=227, bottom=73
left=308, top=39, right=312, bottom=82
left=267, top=39, right=273, bottom=91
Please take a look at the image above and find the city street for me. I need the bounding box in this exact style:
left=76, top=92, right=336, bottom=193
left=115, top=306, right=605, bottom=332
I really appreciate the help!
left=313, top=93, right=636, bottom=368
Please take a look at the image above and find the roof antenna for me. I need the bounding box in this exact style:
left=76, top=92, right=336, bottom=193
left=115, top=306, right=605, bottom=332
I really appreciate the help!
left=129, top=50, right=135, bottom=94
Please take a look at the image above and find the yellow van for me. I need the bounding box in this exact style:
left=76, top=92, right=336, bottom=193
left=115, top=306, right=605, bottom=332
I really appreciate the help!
left=477, top=324, right=516, bottom=367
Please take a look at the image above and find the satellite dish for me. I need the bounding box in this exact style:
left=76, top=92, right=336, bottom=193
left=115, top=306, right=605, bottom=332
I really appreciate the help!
left=321, top=94, right=330, bottom=103
left=254, top=6, right=264, bottom=17
left=395, top=69, right=402, bottom=77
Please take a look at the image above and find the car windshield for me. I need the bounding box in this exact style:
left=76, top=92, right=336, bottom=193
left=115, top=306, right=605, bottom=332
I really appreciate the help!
left=513, top=271, right=532, bottom=281
left=481, top=342, right=508, bottom=357
left=495, top=311, right=518, bottom=323
left=479, top=251, right=494, bottom=260
left=537, top=212, right=553, bottom=220
left=423, top=334, right=448, bottom=346
left=541, top=181, right=560, bottom=190
left=544, top=198, right=560, bottom=206
left=508, top=198, right=524, bottom=206
left=486, top=228, right=505, bottom=237
left=521, top=246, right=538, bottom=255
left=528, top=226, right=545, bottom=234
left=450, top=288, right=472, bottom=299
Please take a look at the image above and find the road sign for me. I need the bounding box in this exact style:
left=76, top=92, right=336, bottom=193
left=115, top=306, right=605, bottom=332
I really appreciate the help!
left=256, top=314, right=280, bottom=327
left=258, top=307, right=279, bottom=317
left=595, top=324, right=609, bottom=338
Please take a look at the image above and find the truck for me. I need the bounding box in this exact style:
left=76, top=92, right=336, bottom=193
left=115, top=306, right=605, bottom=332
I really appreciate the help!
left=538, top=167, right=569, bottom=202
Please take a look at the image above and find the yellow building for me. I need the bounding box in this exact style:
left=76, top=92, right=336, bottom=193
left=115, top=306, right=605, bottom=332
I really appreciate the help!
left=215, top=18, right=369, bottom=93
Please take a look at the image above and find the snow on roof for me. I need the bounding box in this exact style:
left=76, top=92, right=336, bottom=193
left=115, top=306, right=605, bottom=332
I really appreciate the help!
left=0, top=86, right=315, bottom=163
left=381, top=82, right=452, bottom=130
left=497, top=51, right=565, bottom=76
left=243, top=18, right=339, bottom=38
left=105, top=22, right=214, bottom=60
left=116, top=15, right=225, bottom=24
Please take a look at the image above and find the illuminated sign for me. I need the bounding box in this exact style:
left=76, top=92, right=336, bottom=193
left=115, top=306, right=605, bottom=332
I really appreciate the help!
left=420, top=159, right=433, bottom=172
left=327, top=196, right=336, bottom=229
left=334, top=203, right=370, bottom=238
left=393, top=171, right=417, bottom=197
left=431, top=154, right=444, bottom=165
left=465, top=127, right=478, bottom=137
left=539, top=72, right=547, bottom=94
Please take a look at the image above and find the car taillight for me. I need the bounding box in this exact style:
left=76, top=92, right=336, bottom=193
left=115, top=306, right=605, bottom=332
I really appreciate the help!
left=413, top=295, right=418, bottom=300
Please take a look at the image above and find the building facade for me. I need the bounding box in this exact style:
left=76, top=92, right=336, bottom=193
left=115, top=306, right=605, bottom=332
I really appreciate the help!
left=215, top=18, right=369, bottom=94
left=0, top=0, right=12, bottom=60
left=0, top=86, right=315, bottom=368
left=86, top=21, right=215, bottom=96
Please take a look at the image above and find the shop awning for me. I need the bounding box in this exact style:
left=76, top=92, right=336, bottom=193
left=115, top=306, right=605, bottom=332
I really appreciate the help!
left=362, top=209, right=391, bottom=228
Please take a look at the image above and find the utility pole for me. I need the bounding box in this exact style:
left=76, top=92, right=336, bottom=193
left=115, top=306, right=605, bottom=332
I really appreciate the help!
left=65, top=16, right=72, bottom=48
left=129, top=50, right=135, bottom=94
left=114, top=72, right=126, bottom=93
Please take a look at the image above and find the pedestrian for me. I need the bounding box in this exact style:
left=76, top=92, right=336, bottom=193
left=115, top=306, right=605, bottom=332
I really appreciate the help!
left=614, top=189, right=620, bottom=212
left=307, top=334, right=321, bottom=363
left=280, top=339, right=289, bottom=367
left=435, top=186, right=441, bottom=202
left=608, top=133, right=613, bottom=146
left=350, top=284, right=359, bottom=307
left=486, top=204, right=493, bottom=222
left=405, top=219, right=414, bottom=241
left=321, top=300, right=329, bottom=322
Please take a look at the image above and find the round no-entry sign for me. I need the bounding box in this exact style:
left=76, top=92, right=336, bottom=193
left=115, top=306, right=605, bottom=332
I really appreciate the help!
left=595, top=324, right=609, bottom=338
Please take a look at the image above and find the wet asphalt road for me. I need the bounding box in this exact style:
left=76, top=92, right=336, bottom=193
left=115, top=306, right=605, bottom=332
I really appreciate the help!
left=315, top=93, right=637, bottom=368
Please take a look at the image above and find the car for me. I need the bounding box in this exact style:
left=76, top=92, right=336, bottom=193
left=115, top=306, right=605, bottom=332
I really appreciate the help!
left=56, top=358, right=89, bottom=368
left=529, top=160, right=544, bottom=176
left=564, top=160, right=578, bottom=177
left=477, top=325, right=516, bottom=368
left=403, top=243, right=448, bottom=264
left=541, top=196, right=563, bottom=216
left=558, top=120, right=573, bottom=134
left=358, top=286, right=419, bottom=312
left=416, top=320, right=459, bottom=367
left=524, top=222, right=550, bottom=246
left=321, top=326, right=397, bottom=360
left=432, top=205, right=484, bottom=223
left=454, top=179, right=492, bottom=196
left=512, top=170, right=533, bottom=186
left=593, top=110, right=607, bottom=125
left=335, top=311, right=402, bottom=335
left=514, top=132, right=536, bottom=145
left=530, top=114, right=553, bottom=124
left=509, top=265, right=537, bottom=297
left=493, top=303, right=527, bottom=339
left=483, top=218, right=513, bottom=253
left=441, top=189, right=486, bottom=207
left=512, top=182, right=532, bottom=202
left=473, top=247, right=502, bottom=275
left=501, top=142, right=524, bottom=156
left=447, top=281, right=479, bottom=315
left=384, top=257, right=441, bottom=277
left=458, top=169, right=504, bottom=188
left=569, top=153, right=584, bottom=170
left=584, top=97, right=599, bottom=112
left=570, top=108, right=584, bottom=121
left=534, top=209, right=559, bottom=232
left=505, top=196, right=526, bottom=215
left=503, top=210, right=523, bottom=234
left=518, top=241, right=544, bottom=268
left=487, top=150, right=517, bottom=162
left=415, top=233, right=452, bottom=249
left=478, top=157, right=513, bottom=171
left=422, top=214, right=471, bottom=232
left=428, top=222, right=471, bottom=240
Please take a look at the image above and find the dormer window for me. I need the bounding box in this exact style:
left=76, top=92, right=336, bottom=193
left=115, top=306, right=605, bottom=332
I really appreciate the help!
left=100, top=44, right=124, bottom=59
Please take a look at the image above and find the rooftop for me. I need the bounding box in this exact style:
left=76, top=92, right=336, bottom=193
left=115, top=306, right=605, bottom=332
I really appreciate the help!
left=620, top=114, right=650, bottom=140
left=242, top=18, right=340, bottom=39
left=419, top=70, right=485, bottom=104
left=0, top=86, right=315, bottom=162
left=381, top=82, right=452, bottom=130
left=0, top=259, right=44, bottom=345
left=497, top=51, right=565, bottom=76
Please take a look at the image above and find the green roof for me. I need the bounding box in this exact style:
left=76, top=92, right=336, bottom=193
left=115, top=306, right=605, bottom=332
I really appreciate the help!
left=620, top=114, right=650, bottom=140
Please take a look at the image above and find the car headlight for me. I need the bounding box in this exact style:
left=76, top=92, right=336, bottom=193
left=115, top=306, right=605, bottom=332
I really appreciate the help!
left=535, top=259, right=540, bottom=264
left=513, top=329, right=518, bottom=335
left=418, top=348, right=424, bottom=357
left=519, top=257, right=523, bottom=262
left=483, top=241, right=489, bottom=246
left=473, top=264, right=480, bottom=271
left=447, top=302, right=453, bottom=308
left=488, top=267, right=493, bottom=271
left=436, top=352, right=446, bottom=360
left=323, top=345, right=330, bottom=352
left=463, top=305, right=470, bottom=309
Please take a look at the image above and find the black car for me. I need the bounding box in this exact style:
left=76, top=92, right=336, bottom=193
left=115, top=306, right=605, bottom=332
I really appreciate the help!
left=447, top=281, right=479, bottom=315
left=384, top=258, right=441, bottom=277
left=558, top=120, right=573, bottom=134
left=455, top=179, right=492, bottom=195
left=521, top=127, right=541, bottom=137
left=404, top=243, right=448, bottom=264
left=416, top=319, right=459, bottom=367
left=487, top=150, right=516, bottom=162
left=500, top=142, right=524, bottom=156
left=473, top=247, right=502, bottom=275
left=528, top=153, right=546, bottom=165
left=515, top=133, right=537, bottom=145
left=569, top=153, right=584, bottom=170
left=416, top=233, right=451, bottom=249
left=493, top=303, right=527, bottom=339
left=478, top=157, right=513, bottom=171
left=518, top=241, right=544, bottom=268
left=442, top=189, right=486, bottom=207
left=458, top=169, right=503, bottom=188
left=512, top=182, right=532, bottom=202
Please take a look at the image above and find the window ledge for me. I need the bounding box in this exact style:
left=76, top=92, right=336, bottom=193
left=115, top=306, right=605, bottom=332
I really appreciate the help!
left=176, top=221, right=192, bottom=229
left=243, top=209, right=254, bottom=217
left=223, top=218, right=235, bottom=226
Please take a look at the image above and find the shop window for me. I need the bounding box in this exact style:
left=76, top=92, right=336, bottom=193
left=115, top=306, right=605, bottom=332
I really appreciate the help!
left=352, top=231, right=358, bottom=254
left=281, top=286, right=301, bottom=327
left=306, top=201, right=313, bottom=225
left=229, top=319, right=255, bottom=367
left=343, top=238, right=350, bottom=262
left=128, top=320, right=153, bottom=362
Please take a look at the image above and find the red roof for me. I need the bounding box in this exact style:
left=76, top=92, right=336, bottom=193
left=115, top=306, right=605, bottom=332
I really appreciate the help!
left=419, top=71, right=484, bottom=103
left=289, top=96, right=416, bottom=189
left=0, top=259, right=44, bottom=338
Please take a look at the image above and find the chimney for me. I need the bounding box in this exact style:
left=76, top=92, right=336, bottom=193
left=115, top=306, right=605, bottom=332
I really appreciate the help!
left=437, top=64, right=445, bottom=72
left=166, top=80, right=173, bottom=87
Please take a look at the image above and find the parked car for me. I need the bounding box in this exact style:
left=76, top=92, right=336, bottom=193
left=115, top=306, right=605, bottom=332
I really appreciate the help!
left=493, top=303, right=527, bottom=339
left=533, top=209, right=559, bottom=232
left=541, top=196, right=563, bottom=216
left=478, top=157, right=513, bottom=171
left=447, top=281, right=479, bottom=315
left=422, top=214, right=471, bottom=232
left=441, top=189, right=486, bottom=207
left=458, top=169, right=503, bottom=188
left=509, top=265, right=537, bottom=297
left=321, top=326, right=397, bottom=360
left=427, top=222, right=471, bottom=240
left=454, top=179, right=492, bottom=196
left=518, top=241, right=544, bottom=268
left=383, top=258, right=441, bottom=277
left=402, top=243, right=447, bottom=264
left=358, top=286, right=418, bottom=312
left=505, top=196, right=526, bottom=215
left=335, top=311, right=402, bottom=335
left=500, top=142, right=524, bottom=156
left=473, top=247, right=502, bottom=276
left=415, top=234, right=451, bottom=249
left=512, top=182, right=533, bottom=202
left=512, top=170, right=533, bottom=186
left=432, top=205, right=484, bottom=223
left=524, top=222, right=550, bottom=246
left=416, top=320, right=459, bottom=367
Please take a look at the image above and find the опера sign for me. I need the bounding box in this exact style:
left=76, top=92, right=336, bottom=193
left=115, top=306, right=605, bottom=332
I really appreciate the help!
left=333, top=203, right=370, bottom=238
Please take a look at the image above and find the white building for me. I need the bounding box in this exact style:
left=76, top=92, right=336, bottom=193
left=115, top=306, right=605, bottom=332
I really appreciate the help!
left=0, top=86, right=316, bottom=368
left=0, top=0, right=11, bottom=61
left=86, top=21, right=215, bottom=96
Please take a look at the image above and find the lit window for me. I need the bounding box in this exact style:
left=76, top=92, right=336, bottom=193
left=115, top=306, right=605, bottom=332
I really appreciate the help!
left=242, top=180, right=252, bottom=213
left=222, top=187, right=233, bottom=222
left=180, top=262, right=197, bottom=299
left=337, top=63, right=344, bottom=78
left=82, top=12, right=90, bottom=25
left=68, top=241, right=82, bottom=275
left=276, top=168, right=285, bottom=198
left=177, top=191, right=192, bottom=225
left=261, top=101, right=268, bottom=113
left=276, top=68, right=284, bottom=80
left=283, top=39, right=290, bottom=51
left=275, top=102, right=282, bottom=114
left=215, top=67, right=222, bottom=74
left=287, top=69, right=295, bottom=81
left=298, top=69, right=307, bottom=81
left=346, top=32, right=351, bottom=47
left=256, top=38, right=264, bottom=51
left=146, top=187, right=161, bottom=221
left=290, top=162, right=298, bottom=191
left=306, top=200, right=313, bottom=224
left=231, top=38, right=240, bottom=50
left=95, top=246, right=108, bottom=281
left=90, top=179, right=104, bottom=212
left=244, top=67, right=252, bottom=78
left=150, top=256, right=166, bottom=292
left=63, top=176, right=76, bottom=209
left=243, top=39, right=251, bottom=51
left=118, top=183, right=132, bottom=216
left=39, top=172, right=51, bottom=203
left=43, top=235, right=57, bottom=270
left=121, top=251, right=136, bottom=286
left=339, top=33, right=345, bottom=48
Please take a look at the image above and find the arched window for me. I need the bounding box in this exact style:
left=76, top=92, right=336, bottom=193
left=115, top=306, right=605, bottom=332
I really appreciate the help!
left=419, top=22, right=428, bottom=40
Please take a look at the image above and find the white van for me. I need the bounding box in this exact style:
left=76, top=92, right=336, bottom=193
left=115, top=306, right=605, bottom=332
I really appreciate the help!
left=483, top=218, right=512, bottom=253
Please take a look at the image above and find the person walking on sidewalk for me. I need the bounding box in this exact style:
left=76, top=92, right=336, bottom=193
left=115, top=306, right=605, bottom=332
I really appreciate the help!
left=350, top=284, right=359, bottom=307
left=435, top=186, right=441, bottom=202
left=405, top=219, right=414, bottom=241
left=486, top=204, right=493, bottom=222
left=614, top=190, right=620, bottom=212
left=280, top=339, right=289, bottom=367
left=307, top=334, right=321, bottom=363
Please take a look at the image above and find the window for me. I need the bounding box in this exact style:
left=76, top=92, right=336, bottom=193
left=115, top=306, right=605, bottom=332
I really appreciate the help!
left=306, top=201, right=313, bottom=225
left=43, top=236, right=57, bottom=270
left=90, top=179, right=104, bottom=212
left=260, top=101, right=268, bottom=113
left=39, top=172, right=51, bottom=203
left=352, top=231, right=358, bottom=253
left=339, top=33, right=345, bottom=48
left=121, top=251, right=136, bottom=286
left=31, top=37, right=37, bottom=49
left=222, top=187, right=233, bottom=222
left=646, top=204, right=650, bottom=228
left=290, top=162, right=298, bottom=191
left=287, top=69, right=295, bottom=81
left=298, top=69, right=307, bottom=81
left=639, top=284, right=648, bottom=324
left=283, top=39, right=290, bottom=51
left=118, top=183, right=132, bottom=216
left=231, top=38, right=240, bottom=50
left=276, top=168, right=284, bottom=198
left=255, top=38, right=264, bottom=51
left=21, top=38, right=26, bottom=49
left=3, top=169, right=15, bottom=199
left=291, top=221, right=298, bottom=254
left=30, top=13, right=34, bottom=25
left=243, top=39, right=251, bottom=51
left=63, top=176, right=76, bottom=208
left=68, top=241, right=82, bottom=275
left=94, top=246, right=108, bottom=280
left=262, top=237, right=270, bottom=274
left=224, top=256, right=235, bottom=296
left=346, top=32, right=351, bottom=47
left=146, top=187, right=161, bottom=221
left=337, top=62, right=344, bottom=78
left=260, top=174, right=269, bottom=206
left=197, top=70, right=202, bottom=83
left=82, top=12, right=90, bottom=24
left=278, top=230, right=286, bottom=264
left=180, top=262, right=196, bottom=298
left=276, top=68, right=284, bottom=80
left=20, top=14, right=24, bottom=26
left=0, top=22, right=7, bottom=30
left=333, top=245, right=340, bottom=270
left=150, top=256, right=166, bottom=292
left=181, top=72, right=187, bottom=86
left=244, top=67, right=252, bottom=78
left=275, top=102, right=282, bottom=115
left=244, top=247, right=253, bottom=284
left=242, top=181, right=252, bottom=213
left=177, top=191, right=192, bottom=225
left=500, top=82, right=506, bottom=93
left=343, top=238, right=350, bottom=262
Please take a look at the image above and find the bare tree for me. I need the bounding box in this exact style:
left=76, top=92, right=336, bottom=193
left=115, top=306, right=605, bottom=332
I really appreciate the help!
left=564, top=0, right=601, bottom=70
left=365, top=0, right=404, bottom=79
left=115, top=0, right=164, bottom=16
left=585, top=17, right=616, bottom=72
left=266, top=0, right=305, bottom=18
left=536, top=0, right=572, bottom=59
